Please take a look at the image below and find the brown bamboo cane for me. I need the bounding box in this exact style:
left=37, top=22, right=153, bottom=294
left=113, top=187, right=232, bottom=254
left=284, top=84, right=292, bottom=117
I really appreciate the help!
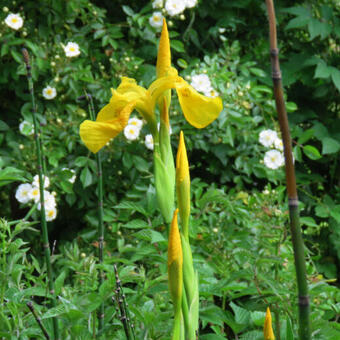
left=265, top=1, right=311, bottom=339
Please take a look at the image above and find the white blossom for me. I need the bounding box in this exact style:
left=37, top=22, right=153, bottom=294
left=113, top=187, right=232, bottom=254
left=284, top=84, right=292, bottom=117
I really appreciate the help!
left=29, top=186, right=40, bottom=203
left=42, top=86, right=57, bottom=100
left=259, top=129, right=278, bottom=148
left=191, top=74, right=212, bottom=93
left=152, top=0, right=163, bottom=8
left=124, top=124, right=140, bottom=141
left=274, top=138, right=283, bottom=151
left=128, top=117, right=143, bottom=130
left=145, top=134, right=154, bottom=150
left=165, top=0, right=186, bottom=16
left=15, top=183, right=33, bottom=204
left=264, top=150, right=285, bottom=170
left=5, top=13, right=23, bottom=30
left=32, top=175, right=50, bottom=189
left=184, top=0, right=198, bottom=8
left=64, top=42, right=80, bottom=57
left=37, top=191, right=56, bottom=210
left=149, top=11, right=164, bottom=28
left=19, top=120, right=34, bottom=136
left=204, top=88, right=219, bottom=98
left=46, top=206, right=57, bottom=221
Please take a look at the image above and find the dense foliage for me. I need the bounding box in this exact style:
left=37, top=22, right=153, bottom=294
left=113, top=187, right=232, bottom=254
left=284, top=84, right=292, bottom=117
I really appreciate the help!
left=0, top=0, right=339, bottom=339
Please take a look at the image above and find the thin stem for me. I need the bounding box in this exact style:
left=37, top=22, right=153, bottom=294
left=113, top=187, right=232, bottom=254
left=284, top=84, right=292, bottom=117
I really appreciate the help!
left=22, top=48, right=60, bottom=340
left=113, top=265, right=135, bottom=340
left=85, top=92, right=105, bottom=335
left=264, top=2, right=311, bottom=339
left=26, top=301, right=50, bottom=340
left=8, top=203, right=37, bottom=226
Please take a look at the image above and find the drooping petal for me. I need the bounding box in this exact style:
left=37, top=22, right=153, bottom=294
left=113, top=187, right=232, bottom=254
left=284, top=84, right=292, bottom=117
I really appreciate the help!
left=148, top=71, right=223, bottom=128
left=156, top=19, right=171, bottom=78
left=175, top=82, right=223, bottom=128
left=79, top=102, right=134, bottom=153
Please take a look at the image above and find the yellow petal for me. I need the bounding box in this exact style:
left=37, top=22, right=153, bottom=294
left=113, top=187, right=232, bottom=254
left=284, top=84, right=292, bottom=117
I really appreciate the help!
left=176, top=131, right=189, bottom=183
left=148, top=72, right=223, bottom=128
left=175, top=82, right=223, bottom=128
left=156, top=19, right=171, bottom=78
left=264, top=307, right=275, bottom=340
left=79, top=102, right=134, bottom=153
left=168, top=209, right=182, bottom=267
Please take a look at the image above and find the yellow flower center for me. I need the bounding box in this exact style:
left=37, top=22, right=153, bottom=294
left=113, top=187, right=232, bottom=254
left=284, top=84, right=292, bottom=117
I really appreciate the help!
left=46, top=89, right=53, bottom=95
left=69, top=47, right=75, bottom=52
left=129, top=129, right=135, bottom=134
left=48, top=210, right=54, bottom=217
left=12, top=18, right=18, bottom=23
left=154, top=16, right=161, bottom=22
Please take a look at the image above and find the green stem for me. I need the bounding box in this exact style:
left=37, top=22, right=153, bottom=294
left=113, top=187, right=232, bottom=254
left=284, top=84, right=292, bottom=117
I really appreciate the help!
left=86, top=93, right=105, bottom=335
left=22, top=48, right=59, bottom=340
left=264, top=2, right=311, bottom=339
left=8, top=203, right=37, bottom=226
left=26, top=301, right=50, bottom=340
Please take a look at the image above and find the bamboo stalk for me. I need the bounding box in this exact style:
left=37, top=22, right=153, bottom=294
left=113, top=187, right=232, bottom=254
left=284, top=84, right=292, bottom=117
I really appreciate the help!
left=22, top=48, right=60, bottom=340
left=85, top=93, right=105, bottom=334
left=264, top=2, right=311, bottom=339
left=26, top=301, right=50, bottom=340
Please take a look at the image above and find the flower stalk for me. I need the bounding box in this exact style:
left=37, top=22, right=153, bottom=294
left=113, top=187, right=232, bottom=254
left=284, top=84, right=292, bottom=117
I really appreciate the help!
left=264, top=1, right=311, bottom=339
left=22, top=48, right=59, bottom=340
left=86, top=93, right=105, bottom=335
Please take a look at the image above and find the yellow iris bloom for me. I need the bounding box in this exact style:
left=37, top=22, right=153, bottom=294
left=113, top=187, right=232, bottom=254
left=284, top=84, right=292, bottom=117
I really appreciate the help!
left=79, top=20, right=223, bottom=154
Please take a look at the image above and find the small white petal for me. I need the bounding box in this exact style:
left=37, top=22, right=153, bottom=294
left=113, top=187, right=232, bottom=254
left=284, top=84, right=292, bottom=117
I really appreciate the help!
left=165, top=0, right=186, bottom=16
left=64, top=42, right=80, bottom=58
left=124, top=124, right=140, bottom=141
left=149, top=12, right=164, bottom=28
left=42, top=86, right=57, bottom=100
left=145, top=134, right=154, bottom=150
left=5, top=13, right=23, bottom=30
left=259, top=129, right=278, bottom=148
left=264, top=150, right=285, bottom=169
left=15, top=183, right=33, bottom=204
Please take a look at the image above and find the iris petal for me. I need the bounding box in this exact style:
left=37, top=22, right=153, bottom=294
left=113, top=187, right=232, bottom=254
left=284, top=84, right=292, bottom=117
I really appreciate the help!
left=79, top=102, right=134, bottom=153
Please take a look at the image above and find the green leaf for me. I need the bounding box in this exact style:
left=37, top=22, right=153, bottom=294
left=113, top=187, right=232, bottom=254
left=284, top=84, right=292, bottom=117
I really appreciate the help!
left=250, top=311, right=265, bottom=326
left=249, top=67, right=266, bottom=77
left=0, top=120, right=9, bottom=131
left=177, top=58, right=188, bottom=69
left=300, top=216, right=318, bottom=227
left=330, top=67, right=340, bottom=91
left=80, top=167, right=92, bottom=188
left=123, top=219, right=149, bottom=229
left=285, top=317, right=294, bottom=340
left=171, top=40, right=185, bottom=53
left=230, top=302, right=251, bottom=325
left=322, top=137, right=340, bottom=154
left=303, top=145, right=322, bottom=160
left=314, top=60, right=331, bottom=79
left=0, top=167, right=27, bottom=187
left=122, top=5, right=134, bottom=16
left=286, top=102, right=297, bottom=112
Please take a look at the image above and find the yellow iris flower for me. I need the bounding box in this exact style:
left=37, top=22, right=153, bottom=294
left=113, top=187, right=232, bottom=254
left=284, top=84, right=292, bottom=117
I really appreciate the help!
left=79, top=20, right=223, bottom=154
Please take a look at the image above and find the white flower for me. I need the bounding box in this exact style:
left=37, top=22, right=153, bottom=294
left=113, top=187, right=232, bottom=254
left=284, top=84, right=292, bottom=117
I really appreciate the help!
left=259, top=129, right=278, bottom=148
left=184, top=0, right=198, bottom=8
left=152, top=0, right=163, bottom=8
left=15, top=183, right=33, bottom=204
left=149, top=11, right=164, bottom=28
left=42, top=86, right=57, bottom=100
left=19, top=120, right=34, bottom=136
left=29, top=186, right=40, bottom=202
left=145, top=134, right=154, bottom=150
left=204, top=88, right=219, bottom=98
left=264, top=150, right=285, bottom=170
left=128, top=117, right=143, bottom=130
left=124, top=124, right=140, bottom=141
left=46, top=206, right=57, bottom=221
left=5, top=13, right=23, bottom=30
left=62, top=168, right=76, bottom=183
left=191, top=74, right=212, bottom=93
left=274, top=138, right=283, bottom=151
left=32, top=175, right=50, bottom=189
left=165, top=0, right=186, bottom=16
left=37, top=191, right=56, bottom=210
left=64, top=42, right=80, bottom=57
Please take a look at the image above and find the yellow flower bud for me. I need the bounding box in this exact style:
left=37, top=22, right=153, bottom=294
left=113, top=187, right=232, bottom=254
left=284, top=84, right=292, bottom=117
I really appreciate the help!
left=176, top=131, right=190, bottom=239
left=168, top=209, right=183, bottom=313
left=264, top=307, right=275, bottom=340
left=156, top=19, right=171, bottom=79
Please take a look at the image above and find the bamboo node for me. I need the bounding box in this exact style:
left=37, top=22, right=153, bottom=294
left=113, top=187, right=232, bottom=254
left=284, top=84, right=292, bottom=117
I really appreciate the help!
left=270, top=48, right=279, bottom=56
left=43, top=242, right=50, bottom=249
left=288, top=198, right=299, bottom=206
left=299, top=295, right=310, bottom=307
